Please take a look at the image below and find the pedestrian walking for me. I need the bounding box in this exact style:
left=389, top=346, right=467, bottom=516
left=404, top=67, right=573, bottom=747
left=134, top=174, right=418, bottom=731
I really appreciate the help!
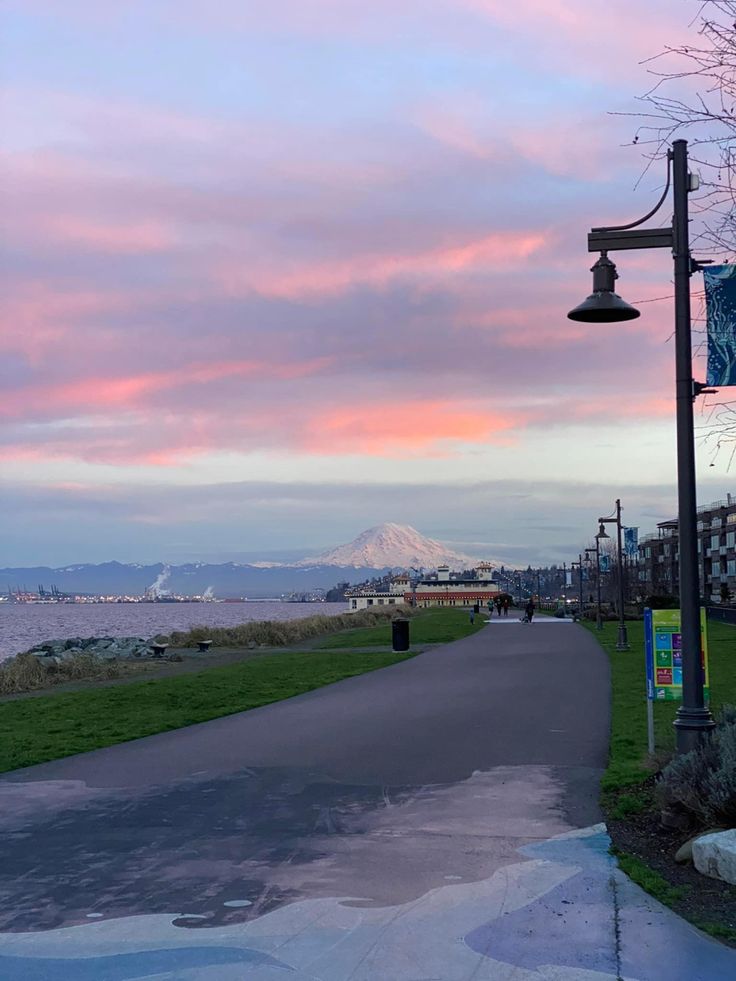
left=495, top=597, right=503, bottom=617
left=525, top=598, right=535, bottom=623
left=469, top=608, right=475, bottom=624
left=503, top=597, right=509, bottom=617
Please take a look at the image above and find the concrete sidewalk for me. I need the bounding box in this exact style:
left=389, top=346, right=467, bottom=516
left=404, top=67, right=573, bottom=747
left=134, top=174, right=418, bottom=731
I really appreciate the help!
left=1, top=618, right=734, bottom=979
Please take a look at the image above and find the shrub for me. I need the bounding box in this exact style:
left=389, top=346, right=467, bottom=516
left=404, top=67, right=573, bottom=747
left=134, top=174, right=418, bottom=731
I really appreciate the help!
left=644, top=594, right=679, bottom=610
left=161, top=604, right=417, bottom=649
left=655, top=705, right=736, bottom=827
left=0, top=652, right=125, bottom=695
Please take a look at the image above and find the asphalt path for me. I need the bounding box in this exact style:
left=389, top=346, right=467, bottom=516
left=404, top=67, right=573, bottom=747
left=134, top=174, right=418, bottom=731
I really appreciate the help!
left=7, top=616, right=729, bottom=980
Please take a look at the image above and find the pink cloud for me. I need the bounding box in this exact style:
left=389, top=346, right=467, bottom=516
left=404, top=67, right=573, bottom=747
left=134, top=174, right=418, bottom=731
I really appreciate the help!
left=216, top=230, right=549, bottom=300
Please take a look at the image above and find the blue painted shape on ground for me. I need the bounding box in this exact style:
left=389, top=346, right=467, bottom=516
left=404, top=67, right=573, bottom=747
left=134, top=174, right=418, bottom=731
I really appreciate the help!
left=464, top=864, right=618, bottom=974
left=0, top=945, right=292, bottom=981
left=467, top=828, right=736, bottom=981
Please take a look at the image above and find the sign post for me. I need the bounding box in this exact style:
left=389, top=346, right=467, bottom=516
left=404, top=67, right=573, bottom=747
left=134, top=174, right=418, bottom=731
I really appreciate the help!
left=644, top=607, right=710, bottom=754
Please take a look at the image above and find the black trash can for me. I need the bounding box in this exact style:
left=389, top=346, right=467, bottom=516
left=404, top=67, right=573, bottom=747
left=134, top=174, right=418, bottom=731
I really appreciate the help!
left=392, top=618, right=410, bottom=653
left=473, top=603, right=480, bottom=614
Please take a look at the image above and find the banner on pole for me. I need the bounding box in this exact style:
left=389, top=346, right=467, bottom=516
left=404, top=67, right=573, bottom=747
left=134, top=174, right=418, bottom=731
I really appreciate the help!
left=624, top=527, right=638, bottom=557
left=705, top=264, right=736, bottom=386
left=644, top=608, right=709, bottom=701
left=600, top=554, right=610, bottom=572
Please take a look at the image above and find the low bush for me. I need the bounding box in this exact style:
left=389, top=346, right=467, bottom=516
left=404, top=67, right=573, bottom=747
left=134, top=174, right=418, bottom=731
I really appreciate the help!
left=655, top=705, right=736, bottom=827
left=0, top=652, right=125, bottom=695
left=161, top=604, right=417, bottom=649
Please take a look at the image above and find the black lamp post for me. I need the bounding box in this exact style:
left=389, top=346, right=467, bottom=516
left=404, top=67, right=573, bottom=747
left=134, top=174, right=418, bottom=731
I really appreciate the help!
left=585, top=536, right=603, bottom=630
left=598, top=500, right=629, bottom=651
left=571, top=553, right=584, bottom=618
left=568, top=139, right=715, bottom=754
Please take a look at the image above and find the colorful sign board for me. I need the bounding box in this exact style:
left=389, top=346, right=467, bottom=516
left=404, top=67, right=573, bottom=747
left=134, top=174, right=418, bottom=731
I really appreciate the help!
left=644, top=608, right=709, bottom=702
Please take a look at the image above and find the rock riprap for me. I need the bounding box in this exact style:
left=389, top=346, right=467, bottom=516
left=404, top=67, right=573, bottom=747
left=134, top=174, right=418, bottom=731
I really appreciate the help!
left=26, top=636, right=158, bottom=664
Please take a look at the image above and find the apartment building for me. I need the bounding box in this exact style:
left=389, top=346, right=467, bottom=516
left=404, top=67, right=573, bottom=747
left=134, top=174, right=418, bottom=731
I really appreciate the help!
left=637, top=494, right=736, bottom=601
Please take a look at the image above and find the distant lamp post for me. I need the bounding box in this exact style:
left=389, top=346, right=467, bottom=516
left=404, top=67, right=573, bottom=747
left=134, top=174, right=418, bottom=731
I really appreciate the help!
left=568, top=138, right=714, bottom=754
left=585, top=538, right=603, bottom=630
left=598, top=499, right=629, bottom=650
left=570, top=554, right=584, bottom=618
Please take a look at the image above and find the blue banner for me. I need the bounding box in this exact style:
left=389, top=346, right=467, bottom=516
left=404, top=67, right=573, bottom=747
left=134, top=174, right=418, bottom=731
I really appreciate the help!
left=705, top=264, right=736, bottom=386
left=600, top=555, right=610, bottom=573
left=624, top=526, right=638, bottom=557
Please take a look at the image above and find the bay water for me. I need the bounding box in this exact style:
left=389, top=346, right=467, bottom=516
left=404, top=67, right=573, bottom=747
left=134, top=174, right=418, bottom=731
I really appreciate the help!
left=0, top=601, right=348, bottom=663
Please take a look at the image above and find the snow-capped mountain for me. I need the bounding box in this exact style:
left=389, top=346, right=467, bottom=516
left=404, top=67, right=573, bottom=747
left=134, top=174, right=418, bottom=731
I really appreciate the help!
left=297, top=523, right=477, bottom=569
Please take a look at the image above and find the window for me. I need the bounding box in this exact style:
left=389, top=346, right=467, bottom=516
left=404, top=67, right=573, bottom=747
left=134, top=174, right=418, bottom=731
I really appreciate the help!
left=728, top=512, right=736, bottom=524
left=711, top=534, right=720, bottom=550
left=712, top=561, right=721, bottom=576
left=351, top=600, right=357, bottom=609
left=712, top=517, right=722, bottom=528
left=645, top=547, right=651, bottom=558
left=728, top=560, right=736, bottom=576
left=664, top=544, right=670, bottom=556
left=367, top=599, right=373, bottom=606
left=389, top=598, right=396, bottom=604
left=378, top=598, right=384, bottom=605
left=728, top=531, right=736, bottom=548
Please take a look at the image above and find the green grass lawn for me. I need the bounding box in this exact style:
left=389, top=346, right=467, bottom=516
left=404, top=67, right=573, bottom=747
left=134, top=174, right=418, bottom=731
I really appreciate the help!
left=583, top=618, right=736, bottom=791
left=318, top=606, right=486, bottom=649
left=0, top=648, right=414, bottom=774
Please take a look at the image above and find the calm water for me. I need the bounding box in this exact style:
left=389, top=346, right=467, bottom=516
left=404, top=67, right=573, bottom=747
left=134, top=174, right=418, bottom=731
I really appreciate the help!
left=0, top=601, right=348, bottom=662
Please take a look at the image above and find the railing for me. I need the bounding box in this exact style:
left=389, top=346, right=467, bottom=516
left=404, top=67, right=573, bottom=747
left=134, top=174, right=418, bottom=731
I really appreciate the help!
left=698, top=500, right=729, bottom=514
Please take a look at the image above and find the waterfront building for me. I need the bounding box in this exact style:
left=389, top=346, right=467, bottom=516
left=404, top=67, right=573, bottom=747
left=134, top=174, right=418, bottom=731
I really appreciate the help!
left=346, top=564, right=500, bottom=611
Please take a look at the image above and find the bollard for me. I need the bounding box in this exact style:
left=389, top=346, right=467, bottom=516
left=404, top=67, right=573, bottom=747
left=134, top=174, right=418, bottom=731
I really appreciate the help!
left=391, top=618, right=410, bottom=653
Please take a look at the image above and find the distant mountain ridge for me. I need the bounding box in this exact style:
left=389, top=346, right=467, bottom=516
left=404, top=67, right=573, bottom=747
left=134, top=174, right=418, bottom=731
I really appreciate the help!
left=298, top=523, right=476, bottom=569
left=0, top=524, right=488, bottom=598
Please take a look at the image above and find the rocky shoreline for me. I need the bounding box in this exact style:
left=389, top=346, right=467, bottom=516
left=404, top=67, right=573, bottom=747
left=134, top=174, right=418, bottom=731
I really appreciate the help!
left=26, top=636, right=168, bottom=664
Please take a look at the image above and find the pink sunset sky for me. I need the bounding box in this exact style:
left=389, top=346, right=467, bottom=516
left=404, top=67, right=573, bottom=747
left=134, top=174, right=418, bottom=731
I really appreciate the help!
left=1, top=0, right=733, bottom=567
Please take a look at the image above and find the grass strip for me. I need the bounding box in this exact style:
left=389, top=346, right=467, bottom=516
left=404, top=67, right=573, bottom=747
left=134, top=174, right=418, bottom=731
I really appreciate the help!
left=318, top=606, right=485, bottom=649
left=0, top=648, right=414, bottom=773
left=583, top=619, right=736, bottom=793
left=611, top=848, right=689, bottom=905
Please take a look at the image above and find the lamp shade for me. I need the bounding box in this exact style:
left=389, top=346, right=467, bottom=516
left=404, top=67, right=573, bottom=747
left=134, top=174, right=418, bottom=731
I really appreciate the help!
left=596, top=522, right=611, bottom=539
left=568, top=253, right=641, bottom=323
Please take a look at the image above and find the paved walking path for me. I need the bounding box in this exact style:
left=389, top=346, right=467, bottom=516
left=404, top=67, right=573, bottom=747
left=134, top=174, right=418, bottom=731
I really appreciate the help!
left=1, top=617, right=734, bottom=979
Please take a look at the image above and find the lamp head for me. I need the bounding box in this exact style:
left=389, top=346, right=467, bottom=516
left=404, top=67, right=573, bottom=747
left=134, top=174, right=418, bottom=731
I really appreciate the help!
left=568, top=252, right=641, bottom=323
left=596, top=521, right=611, bottom=540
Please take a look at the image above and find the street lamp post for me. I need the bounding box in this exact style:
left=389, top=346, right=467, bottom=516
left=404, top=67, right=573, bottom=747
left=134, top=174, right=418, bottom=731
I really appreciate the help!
left=571, top=553, right=584, bottom=618
left=598, top=499, right=629, bottom=651
left=568, top=139, right=715, bottom=754
left=585, top=537, right=603, bottom=630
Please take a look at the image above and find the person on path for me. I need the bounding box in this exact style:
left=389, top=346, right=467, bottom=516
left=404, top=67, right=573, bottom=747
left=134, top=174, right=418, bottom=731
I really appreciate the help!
left=487, top=599, right=493, bottom=618
left=469, top=608, right=475, bottom=624
left=503, top=596, right=509, bottom=617
left=495, top=597, right=503, bottom=617
left=525, top=598, right=535, bottom=623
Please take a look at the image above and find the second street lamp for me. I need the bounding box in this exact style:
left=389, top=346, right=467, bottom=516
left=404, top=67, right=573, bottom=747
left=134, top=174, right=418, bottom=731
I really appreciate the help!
left=598, top=499, right=629, bottom=651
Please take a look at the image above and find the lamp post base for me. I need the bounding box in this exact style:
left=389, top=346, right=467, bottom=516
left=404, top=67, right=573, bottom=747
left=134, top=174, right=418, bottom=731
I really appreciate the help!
left=674, top=706, right=716, bottom=755
left=596, top=613, right=603, bottom=631
left=616, top=624, right=629, bottom=650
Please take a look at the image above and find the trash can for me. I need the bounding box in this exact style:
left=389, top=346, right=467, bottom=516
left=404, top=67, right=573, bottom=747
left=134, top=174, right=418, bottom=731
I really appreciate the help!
left=392, top=618, right=410, bottom=653
left=473, top=603, right=480, bottom=614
